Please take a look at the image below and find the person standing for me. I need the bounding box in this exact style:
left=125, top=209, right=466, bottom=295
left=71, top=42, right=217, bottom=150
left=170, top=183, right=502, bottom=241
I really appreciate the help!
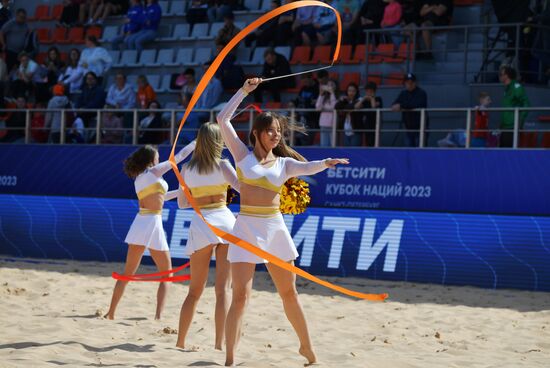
left=355, top=82, right=383, bottom=146
left=0, top=8, right=29, bottom=71
left=391, top=73, right=428, bottom=147
left=498, top=65, right=530, bottom=148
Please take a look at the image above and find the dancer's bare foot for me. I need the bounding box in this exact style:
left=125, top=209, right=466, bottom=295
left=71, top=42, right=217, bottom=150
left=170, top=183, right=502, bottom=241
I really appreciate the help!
left=299, top=346, right=317, bottom=366
left=215, top=343, right=223, bottom=351
left=224, top=356, right=234, bottom=366
left=104, top=313, right=114, bottom=320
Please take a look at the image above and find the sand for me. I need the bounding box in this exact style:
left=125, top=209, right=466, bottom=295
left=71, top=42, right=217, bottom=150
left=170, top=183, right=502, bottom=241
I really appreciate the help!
left=0, top=257, right=549, bottom=368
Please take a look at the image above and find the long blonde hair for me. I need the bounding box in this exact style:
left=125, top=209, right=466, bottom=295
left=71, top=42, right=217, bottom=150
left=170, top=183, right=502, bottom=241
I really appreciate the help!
left=187, top=122, right=224, bottom=174
left=250, top=112, right=306, bottom=162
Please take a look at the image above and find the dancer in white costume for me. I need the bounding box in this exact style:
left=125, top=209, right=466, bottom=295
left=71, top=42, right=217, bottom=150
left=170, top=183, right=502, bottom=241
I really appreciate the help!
left=175, top=122, right=240, bottom=351
left=105, top=142, right=195, bottom=320
left=217, top=78, right=349, bottom=366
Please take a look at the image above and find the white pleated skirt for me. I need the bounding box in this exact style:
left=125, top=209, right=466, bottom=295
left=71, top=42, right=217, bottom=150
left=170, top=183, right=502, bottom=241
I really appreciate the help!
left=227, top=213, right=298, bottom=264
left=125, top=213, right=169, bottom=251
left=186, top=206, right=236, bottom=256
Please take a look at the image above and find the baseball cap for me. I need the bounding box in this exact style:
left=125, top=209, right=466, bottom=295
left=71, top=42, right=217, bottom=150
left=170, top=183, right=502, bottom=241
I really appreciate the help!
left=404, top=73, right=416, bottom=82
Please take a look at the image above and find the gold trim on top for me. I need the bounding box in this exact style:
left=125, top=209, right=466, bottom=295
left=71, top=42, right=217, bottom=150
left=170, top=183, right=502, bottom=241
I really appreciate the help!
left=240, top=205, right=280, bottom=218
left=237, top=167, right=282, bottom=193
left=137, top=182, right=167, bottom=200
left=190, top=184, right=229, bottom=198
left=139, top=208, right=162, bottom=215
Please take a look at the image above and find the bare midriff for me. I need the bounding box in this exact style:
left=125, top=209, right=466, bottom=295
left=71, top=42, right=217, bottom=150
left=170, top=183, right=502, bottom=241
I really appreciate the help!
left=193, top=193, right=227, bottom=207
left=139, top=193, right=165, bottom=211
left=239, top=182, right=280, bottom=207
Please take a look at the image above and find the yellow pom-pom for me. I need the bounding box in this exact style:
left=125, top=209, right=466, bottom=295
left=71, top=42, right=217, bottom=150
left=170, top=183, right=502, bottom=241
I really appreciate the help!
left=226, top=185, right=237, bottom=205
left=280, top=178, right=310, bottom=215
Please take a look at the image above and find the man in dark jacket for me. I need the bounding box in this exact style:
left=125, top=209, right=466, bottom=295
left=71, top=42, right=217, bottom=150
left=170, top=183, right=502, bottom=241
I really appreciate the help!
left=392, top=73, right=428, bottom=147
left=253, top=48, right=294, bottom=103
left=77, top=71, right=106, bottom=129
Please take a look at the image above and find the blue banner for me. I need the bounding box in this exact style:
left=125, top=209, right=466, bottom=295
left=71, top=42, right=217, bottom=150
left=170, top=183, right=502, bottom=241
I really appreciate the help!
left=1, top=194, right=549, bottom=291
left=1, top=145, right=549, bottom=215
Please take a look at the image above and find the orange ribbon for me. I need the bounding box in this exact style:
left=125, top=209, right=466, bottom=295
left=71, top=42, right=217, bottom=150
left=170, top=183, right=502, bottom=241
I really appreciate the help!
left=169, top=1, right=387, bottom=302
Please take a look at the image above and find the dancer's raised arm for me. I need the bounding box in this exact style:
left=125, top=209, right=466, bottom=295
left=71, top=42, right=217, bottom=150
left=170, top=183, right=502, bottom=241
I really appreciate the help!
left=149, top=140, right=196, bottom=177
left=216, top=78, right=262, bottom=162
left=220, top=159, right=240, bottom=193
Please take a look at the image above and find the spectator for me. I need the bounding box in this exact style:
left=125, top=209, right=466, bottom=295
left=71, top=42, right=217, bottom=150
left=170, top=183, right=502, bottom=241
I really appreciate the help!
left=335, top=0, right=361, bottom=44
left=125, top=0, right=161, bottom=52
left=1, top=96, right=27, bottom=143
left=106, top=72, right=136, bottom=109
left=0, top=53, right=8, bottom=92
left=288, top=73, right=319, bottom=145
left=58, top=48, right=84, bottom=102
left=315, top=79, right=337, bottom=147
left=336, top=82, right=362, bottom=146
left=10, top=52, right=39, bottom=98
left=354, top=82, right=383, bottom=146
left=170, top=67, right=196, bottom=92
left=89, top=0, right=130, bottom=25
left=80, top=0, right=102, bottom=25
left=139, top=100, right=164, bottom=144
left=215, top=11, right=241, bottom=48
left=111, top=0, right=145, bottom=51
left=209, top=42, right=244, bottom=89
left=471, top=92, right=492, bottom=148
left=186, top=0, right=208, bottom=26
left=498, top=65, right=530, bottom=148
left=0, top=0, right=12, bottom=28
left=45, top=84, right=70, bottom=143
left=354, top=0, right=385, bottom=44
left=380, top=0, right=402, bottom=51
left=391, top=73, right=428, bottom=147
left=208, top=0, right=237, bottom=23
left=100, top=104, right=124, bottom=143
left=418, top=0, right=453, bottom=59
left=181, top=67, right=197, bottom=96
left=67, top=113, right=86, bottom=143
left=0, top=8, right=30, bottom=71
left=59, top=0, right=85, bottom=27
left=30, top=101, right=48, bottom=143
left=136, top=74, right=157, bottom=109
left=312, top=1, right=337, bottom=45
left=274, top=0, right=296, bottom=46
left=253, top=48, right=294, bottom=103
left=77, top=71, right=106, bottom=126
left=293, top=5, right=316, bottom=45
left=79, top=35, right=112, bottom=82
left=44, top=47, right=65, bottom=88
left=531, top=4, right=550, bottom=78
left=316, top=69, right=330, bottom=88
left=245, top=0, right=280, bottom=47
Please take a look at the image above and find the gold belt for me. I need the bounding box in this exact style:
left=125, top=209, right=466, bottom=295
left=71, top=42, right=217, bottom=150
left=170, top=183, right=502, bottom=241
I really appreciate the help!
left=139, top=208, right=162, bottom=215
left=240, top=205, right=280, bottom=218
left=199, top=202, right=227, bottom=210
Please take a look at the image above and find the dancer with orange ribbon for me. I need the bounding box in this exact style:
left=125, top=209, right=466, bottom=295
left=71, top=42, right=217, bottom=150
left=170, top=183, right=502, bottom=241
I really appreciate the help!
left=175, top=122, right=240, bottom=351
left=116, top=0, right=386, bottom=312
left=219, top=77, right=351, bottom=365
left=105, top=142, right=195, bottom=320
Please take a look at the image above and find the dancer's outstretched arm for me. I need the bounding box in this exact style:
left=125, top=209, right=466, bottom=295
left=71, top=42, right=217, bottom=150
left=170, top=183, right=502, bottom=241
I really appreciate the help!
left=284, top=158, right=349, bottom=179
left=149, top=140, right=196, bottom=177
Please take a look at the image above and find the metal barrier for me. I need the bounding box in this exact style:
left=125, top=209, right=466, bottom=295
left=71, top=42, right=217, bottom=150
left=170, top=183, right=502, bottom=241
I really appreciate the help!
left=1, top=106, right=549, bottom=149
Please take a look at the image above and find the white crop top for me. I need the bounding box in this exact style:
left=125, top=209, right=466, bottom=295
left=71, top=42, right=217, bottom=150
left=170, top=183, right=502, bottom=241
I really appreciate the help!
left=216, top=88, right=329, bottom=193
left=182, top=159, right=240, bottom=198
left=134, top=141, right=195, bottom=201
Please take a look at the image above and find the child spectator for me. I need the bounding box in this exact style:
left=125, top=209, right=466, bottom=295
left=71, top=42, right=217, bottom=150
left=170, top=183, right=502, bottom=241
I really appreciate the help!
left=472, top=92, right=491, bottom=147
left=67, top=114, right=86, bottom=143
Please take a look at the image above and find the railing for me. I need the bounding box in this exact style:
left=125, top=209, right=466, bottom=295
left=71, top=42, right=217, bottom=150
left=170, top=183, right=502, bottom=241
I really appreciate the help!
left=364, top=22, right=550, bottom=84
left=1, top=106, right=549, bottom=149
